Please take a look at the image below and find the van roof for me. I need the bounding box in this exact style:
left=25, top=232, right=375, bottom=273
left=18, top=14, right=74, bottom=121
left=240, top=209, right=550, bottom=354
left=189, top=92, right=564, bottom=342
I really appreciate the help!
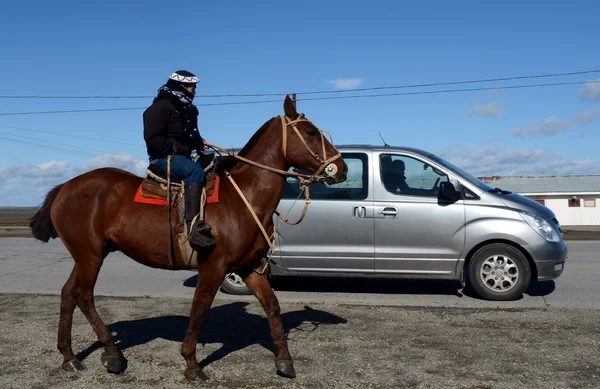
left=334, top=144, right=435, bottom=156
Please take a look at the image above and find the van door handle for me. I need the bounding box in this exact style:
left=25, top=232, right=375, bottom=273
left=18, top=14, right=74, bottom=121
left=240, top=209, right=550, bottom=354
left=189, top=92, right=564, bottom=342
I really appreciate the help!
left=377, top=207, right=398, bottom=217
left=353, top=206, right=367, bottom=218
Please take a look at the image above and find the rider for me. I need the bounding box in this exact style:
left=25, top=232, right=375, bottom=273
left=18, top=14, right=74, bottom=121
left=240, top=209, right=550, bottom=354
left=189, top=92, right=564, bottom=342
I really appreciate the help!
left=143, top=70, right=214, bottom=247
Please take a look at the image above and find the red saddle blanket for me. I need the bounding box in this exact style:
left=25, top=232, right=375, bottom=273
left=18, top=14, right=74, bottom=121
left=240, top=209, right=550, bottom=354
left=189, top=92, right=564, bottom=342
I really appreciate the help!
left=134, top=173, right=220, bottom=206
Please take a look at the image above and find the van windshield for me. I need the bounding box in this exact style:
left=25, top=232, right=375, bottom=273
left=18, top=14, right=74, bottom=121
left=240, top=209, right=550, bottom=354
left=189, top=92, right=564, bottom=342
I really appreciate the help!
left=428, top=154, right=495, bottom=192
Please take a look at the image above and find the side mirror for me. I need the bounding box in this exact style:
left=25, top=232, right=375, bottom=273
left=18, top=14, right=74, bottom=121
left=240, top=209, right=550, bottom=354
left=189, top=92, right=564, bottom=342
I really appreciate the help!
left=439, top=181, right=461, bottom=201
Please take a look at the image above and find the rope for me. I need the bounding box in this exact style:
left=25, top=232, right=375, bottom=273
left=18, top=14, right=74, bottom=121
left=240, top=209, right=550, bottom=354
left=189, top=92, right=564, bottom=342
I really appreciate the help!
left=165, top=155, right=177, bottom=270
left=167, top=114, right=343, bottom=273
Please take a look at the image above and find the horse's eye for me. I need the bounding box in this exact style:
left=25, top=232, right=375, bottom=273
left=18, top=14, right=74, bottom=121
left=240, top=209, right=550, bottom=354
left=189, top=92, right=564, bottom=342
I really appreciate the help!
left=306, top=130, right=317, bottom=136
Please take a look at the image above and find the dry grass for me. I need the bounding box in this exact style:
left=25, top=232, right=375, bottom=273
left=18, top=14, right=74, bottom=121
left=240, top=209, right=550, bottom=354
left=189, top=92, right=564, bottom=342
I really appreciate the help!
left=0, top=210, right=35, bottom=237
left=0, top=214, right=31, bottom=226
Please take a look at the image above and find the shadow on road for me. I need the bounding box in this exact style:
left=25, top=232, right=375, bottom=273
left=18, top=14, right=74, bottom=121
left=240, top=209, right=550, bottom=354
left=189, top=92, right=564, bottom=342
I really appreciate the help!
left=185, top=273, right=466, bottom=297
left=526, top=280, right=556, bottom=296
left=76, top=302, right=347, bottom=369
left=184, top=273, right=557, bottom=301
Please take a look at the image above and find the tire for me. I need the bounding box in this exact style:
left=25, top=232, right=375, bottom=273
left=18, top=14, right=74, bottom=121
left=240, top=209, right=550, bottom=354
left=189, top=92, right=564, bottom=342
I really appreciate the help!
left=468, top=243, right=531, bottom=301
left=220, top=272, right=252, bottom=295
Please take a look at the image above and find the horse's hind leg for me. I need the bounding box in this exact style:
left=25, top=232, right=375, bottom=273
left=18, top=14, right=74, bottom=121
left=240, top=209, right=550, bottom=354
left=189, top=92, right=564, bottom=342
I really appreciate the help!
left=242, top=270, right=296, bottom=378
left=74, top=252, right=124, bottom=374
left=59, top=238, right=122, bottom=374
left=57, top=266, right=85, bottom=371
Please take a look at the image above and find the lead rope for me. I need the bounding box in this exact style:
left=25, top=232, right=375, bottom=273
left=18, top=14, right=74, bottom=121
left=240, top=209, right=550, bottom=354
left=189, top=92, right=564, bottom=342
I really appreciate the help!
left=224, top=170, right=310, bottom=275
left=165, top=154, right=177, bottom=270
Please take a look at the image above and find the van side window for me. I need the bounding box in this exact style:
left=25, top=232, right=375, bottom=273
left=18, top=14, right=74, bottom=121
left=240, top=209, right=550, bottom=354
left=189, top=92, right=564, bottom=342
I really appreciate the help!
left=380, top=154, right=448, bottom=197
left=282, top=152, right=369, bottom=200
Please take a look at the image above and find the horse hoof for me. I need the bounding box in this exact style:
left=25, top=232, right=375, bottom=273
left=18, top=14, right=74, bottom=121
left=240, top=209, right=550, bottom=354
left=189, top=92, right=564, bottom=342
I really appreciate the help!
left=101, top=352, right=122, bottom=374
left=275, top=360, right=296, bottom=378
left=184, top=368, right=209, bottom=382
left=62, top=359, right=86, bottom=372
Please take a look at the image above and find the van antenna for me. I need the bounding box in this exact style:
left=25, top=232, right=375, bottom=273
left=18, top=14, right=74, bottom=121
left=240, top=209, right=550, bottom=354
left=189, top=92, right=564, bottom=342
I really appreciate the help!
left=378, top=132, right=390, bottom=148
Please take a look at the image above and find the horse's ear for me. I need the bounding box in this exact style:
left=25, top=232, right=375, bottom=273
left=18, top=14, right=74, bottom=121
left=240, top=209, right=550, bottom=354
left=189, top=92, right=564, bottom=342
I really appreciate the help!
left=283, top=95, right=298, bottom=119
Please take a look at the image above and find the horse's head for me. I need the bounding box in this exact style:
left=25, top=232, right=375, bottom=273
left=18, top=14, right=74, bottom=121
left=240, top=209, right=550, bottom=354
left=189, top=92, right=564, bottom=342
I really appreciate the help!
left=280, top=95, right=348, bottom=185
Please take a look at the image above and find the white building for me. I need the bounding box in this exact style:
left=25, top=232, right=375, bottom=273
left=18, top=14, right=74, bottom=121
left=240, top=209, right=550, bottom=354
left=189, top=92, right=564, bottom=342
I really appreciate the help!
left=479, top=175, right=600, bottom=227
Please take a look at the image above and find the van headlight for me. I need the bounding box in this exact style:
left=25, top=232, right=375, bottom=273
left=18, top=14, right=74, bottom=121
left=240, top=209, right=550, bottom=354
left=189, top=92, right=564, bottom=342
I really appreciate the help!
left=520, top=212, right=561, bottom=242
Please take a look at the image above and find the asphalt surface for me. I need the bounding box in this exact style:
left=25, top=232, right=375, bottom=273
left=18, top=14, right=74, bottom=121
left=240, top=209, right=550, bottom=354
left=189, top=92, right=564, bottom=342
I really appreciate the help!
left=1, top=238, right=600, bottom=388
left=1, top=238, right=599, bottom=310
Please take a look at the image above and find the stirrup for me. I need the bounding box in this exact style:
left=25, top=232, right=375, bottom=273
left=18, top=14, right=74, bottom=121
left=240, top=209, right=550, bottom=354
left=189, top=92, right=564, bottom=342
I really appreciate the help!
left=186, top=220, right=215, bottom=247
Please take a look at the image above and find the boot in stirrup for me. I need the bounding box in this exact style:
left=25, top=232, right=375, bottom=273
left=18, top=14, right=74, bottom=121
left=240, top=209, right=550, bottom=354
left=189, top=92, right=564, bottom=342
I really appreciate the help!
left=184, top=183, right=215, bottom=247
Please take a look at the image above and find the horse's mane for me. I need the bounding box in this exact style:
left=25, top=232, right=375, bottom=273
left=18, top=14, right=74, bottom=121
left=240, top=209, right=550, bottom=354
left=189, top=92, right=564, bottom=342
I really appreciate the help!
left=214, top=116, right=277, bottom=175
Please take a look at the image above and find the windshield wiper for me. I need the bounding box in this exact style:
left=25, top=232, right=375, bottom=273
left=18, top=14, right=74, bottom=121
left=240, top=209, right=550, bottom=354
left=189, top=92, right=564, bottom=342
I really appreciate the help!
left=489, top=187, right=512, bottom=194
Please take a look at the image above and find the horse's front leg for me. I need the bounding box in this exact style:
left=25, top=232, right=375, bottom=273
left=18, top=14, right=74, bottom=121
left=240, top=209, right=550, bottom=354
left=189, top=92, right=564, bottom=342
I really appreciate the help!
left=181, top=264, right=226, bottom=382
left=242, top=269, right=296, bottom=378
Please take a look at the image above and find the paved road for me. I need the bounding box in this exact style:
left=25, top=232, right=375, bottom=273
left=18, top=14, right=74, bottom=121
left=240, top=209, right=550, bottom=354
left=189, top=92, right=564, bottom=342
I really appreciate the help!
left=1, top=237, right=599, bottom=309
left=1, top=238, right=600, bottom=388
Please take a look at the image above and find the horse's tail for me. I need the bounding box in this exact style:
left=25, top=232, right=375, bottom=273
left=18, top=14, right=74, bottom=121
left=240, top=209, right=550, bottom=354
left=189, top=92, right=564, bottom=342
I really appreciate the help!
left=29, top=183, right=64, bottom=242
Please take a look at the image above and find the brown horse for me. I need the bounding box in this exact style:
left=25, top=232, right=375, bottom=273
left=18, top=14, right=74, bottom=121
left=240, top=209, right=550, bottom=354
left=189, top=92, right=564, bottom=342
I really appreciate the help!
left=28, top=95, right=348, bottom=382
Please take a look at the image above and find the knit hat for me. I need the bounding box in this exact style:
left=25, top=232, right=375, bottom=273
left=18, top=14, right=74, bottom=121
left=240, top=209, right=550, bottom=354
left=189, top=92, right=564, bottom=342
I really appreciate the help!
left=169, top=70, right=199, bottom=85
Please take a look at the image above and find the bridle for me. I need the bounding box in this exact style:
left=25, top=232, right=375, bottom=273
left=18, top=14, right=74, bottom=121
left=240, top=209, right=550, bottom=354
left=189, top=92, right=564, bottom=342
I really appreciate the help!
left=208, top=114, right=343, bottom=185
left=281, top=114, right=343, bottom=180
left=201, top=114, right=344, bottom=274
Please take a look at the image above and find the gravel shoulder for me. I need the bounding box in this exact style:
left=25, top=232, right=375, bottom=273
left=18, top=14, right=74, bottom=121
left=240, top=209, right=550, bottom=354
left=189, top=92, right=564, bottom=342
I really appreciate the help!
left=0, top=293, right=599, bottom=389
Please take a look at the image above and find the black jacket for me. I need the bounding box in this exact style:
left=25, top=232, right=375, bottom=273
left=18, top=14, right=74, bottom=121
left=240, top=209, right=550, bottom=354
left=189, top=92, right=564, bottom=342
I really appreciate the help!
left=143, top=99, right=204, bottom=159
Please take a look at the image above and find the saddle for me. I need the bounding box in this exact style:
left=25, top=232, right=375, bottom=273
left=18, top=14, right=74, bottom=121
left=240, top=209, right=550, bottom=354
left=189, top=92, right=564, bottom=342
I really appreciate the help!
left=133, top=153, right=221, bottom=270
left=140, top=164, right=218, bottom=204
left=135, top=152, right=220, bottom=207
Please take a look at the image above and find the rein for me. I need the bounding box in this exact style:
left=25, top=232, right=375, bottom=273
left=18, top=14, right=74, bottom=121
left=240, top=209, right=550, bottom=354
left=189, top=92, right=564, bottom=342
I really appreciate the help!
left=204, top=114, right=342, bottom=274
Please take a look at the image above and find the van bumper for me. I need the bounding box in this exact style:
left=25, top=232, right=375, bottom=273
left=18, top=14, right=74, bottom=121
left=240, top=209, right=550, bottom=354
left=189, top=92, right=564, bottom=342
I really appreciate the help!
left=532, top=240, right=568, bottom=281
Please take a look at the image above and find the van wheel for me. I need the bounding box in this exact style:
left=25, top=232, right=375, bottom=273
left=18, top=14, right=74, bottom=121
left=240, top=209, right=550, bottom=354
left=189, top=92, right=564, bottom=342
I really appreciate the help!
left=220, top=273, right=251, bottom=295
left=468, top=243, right=531, bottom=301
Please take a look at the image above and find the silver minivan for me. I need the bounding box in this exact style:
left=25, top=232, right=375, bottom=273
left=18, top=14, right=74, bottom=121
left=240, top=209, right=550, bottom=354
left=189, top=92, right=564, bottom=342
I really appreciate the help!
left=220, top=145, right=567, bottom=301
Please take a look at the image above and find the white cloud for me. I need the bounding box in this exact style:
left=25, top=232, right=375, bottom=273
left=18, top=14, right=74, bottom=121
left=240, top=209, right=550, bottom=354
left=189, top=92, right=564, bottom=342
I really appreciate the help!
left=0, top=153, right=147, bottom=206
left=580, top=79, right=600, bottom=101
left=437, top=145, right=600, bottom=176
left=73, top=154, right=147, bottom=177
left=513, top=108, right=600, bottom=138
left=467, top=102, right=501, bottom=118
left=326, top=78, right=365, bottom=89
left=572, top=108, right=600, bottom=125
left=512, top=115, right=569, bottom=137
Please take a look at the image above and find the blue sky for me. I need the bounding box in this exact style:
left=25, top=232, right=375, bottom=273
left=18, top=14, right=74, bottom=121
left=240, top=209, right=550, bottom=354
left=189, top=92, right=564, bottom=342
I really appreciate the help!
left=1, top=0, right=599, bottom=206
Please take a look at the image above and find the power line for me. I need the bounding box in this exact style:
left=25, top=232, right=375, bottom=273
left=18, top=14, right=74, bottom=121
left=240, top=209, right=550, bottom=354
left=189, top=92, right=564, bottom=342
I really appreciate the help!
left=0, top=149, right=37, bottom=167
left=0, top=131, right=135, bottom=155
left=0, top=135, right=105, bottom=158
left=0, top=68, right=599, bottom=99
left=0, top=79, right=598, bottom=116
left=0, top=124, right=143, bottom=147
left=295, top=80, right=600, bottom=102
left=0, top=135, right=145, bottom=165
left=0, top=107, right=144, bottom=116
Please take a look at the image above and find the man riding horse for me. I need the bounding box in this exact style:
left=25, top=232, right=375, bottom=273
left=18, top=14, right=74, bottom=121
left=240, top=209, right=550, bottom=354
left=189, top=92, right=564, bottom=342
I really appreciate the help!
left=143, top=70, right=213, bottom=247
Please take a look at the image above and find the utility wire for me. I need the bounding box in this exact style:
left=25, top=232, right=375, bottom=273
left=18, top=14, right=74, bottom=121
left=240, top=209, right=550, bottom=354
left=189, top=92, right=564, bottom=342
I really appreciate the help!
left=0, top=79, right=598, bottom=116
left=0, top=136, right=145, bottom=164
left=0, top=68, right=599, bottom=99
left=0, top=135, right=100, bottom=158
left=295, top=80, right=600, bottom=102
left=0, top=131, right=137, bottom=156
left=0, top=149, right=37, bottom=167
left=0, top=124, right=143, bottom=147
